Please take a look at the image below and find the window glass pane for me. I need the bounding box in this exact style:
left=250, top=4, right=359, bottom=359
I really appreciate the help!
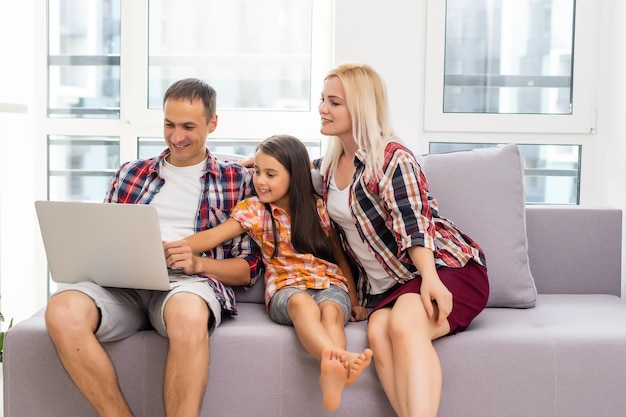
left=428, top=142, right=580, bottom=204
left=443, top=0, right=575, bottom=114
left=148, top=0, right=313, bottom=111
left=138, top=138, right=321, bottom=160
left=48, top=0, right=121, bottom=118
left=48, top=135, right=120, bottom=200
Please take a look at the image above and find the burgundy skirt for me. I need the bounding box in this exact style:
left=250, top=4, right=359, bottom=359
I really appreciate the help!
left=367, top=260, right=489, bottom=334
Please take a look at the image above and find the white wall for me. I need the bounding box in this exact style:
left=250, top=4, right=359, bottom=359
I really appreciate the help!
left=0, top=0, right=45, bottom=327
left=0, top=0, right=624, bottom=325
left=597, top=1, right=626, bottom=295
left=333, top=0, right=626, bottom=293
left=334, top=0, right=426, bottom=153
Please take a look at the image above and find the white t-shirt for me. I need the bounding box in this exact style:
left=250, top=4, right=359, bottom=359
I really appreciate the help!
left=326, top=177, right=394, bottom=295
left=150, top=158, right=205, bottom=242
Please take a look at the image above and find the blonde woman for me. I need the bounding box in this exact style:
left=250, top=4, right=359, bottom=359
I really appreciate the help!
left=315, top=63, right=489, bottom=417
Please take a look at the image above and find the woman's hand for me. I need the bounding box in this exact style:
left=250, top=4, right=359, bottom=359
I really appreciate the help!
left=406, top=245, right=453, bottom=327
left=420, top=273, right=453, bottom=327
left=350, top=305, right=369, bottom=322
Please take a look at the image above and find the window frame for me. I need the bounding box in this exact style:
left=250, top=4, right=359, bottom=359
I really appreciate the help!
left=423, top=0, right=597, bottom=133
left=121, top=0, right=332, bottom=164
left=42, top=0, right=332, bottom=166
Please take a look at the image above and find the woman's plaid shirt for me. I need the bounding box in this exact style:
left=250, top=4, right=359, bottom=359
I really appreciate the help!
left=315, top=142, right=486, bottom=303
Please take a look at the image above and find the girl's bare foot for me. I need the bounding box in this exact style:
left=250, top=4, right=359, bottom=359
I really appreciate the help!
left=319, top=347, right=348, bottom=411
left=343, top=348, right=373, bottom=386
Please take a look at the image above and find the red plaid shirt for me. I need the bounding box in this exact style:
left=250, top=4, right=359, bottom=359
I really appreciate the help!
left=104, top=148, right=263, bottom=315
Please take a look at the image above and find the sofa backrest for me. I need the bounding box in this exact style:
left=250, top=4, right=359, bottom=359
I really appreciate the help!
left=525, top=206, right=622, bottom=296
left=232, top=144, right=623, bottom=307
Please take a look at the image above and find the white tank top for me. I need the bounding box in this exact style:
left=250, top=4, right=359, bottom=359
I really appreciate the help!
left=326, top=177, right=394, bottom=295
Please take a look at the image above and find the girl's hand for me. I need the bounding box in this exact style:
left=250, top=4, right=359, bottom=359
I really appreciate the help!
left=420, top=274, right=453, bottom=327
left=350, top=305, right=369, bottom=322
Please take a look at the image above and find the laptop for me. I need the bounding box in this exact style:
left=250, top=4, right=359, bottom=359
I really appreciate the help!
left=34, top=200, right=206, bottom=291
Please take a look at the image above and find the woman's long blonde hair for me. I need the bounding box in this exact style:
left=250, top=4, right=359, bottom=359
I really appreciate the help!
left=320, top=63, right=398, bottom=183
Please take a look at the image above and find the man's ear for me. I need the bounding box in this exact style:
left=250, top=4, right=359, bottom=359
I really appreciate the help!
left=208, top=114, right=218, bottom=133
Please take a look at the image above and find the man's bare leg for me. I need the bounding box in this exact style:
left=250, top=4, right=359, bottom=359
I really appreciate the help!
left=163, top=292, right=210, bottom=417
left=45, top=291, right=134, bottom=417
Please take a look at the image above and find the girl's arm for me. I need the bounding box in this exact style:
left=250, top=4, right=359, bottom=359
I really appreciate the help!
left=163, top=218, right=248, bottom=278
left=185, top=218, right=246, bottom=253
left=329, top=227, right=368, bottom=322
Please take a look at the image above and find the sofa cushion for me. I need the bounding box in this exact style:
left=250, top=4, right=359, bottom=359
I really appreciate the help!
left=233, top=276, right=265, bottom=303
left=422, top=144, right=536, bottom=308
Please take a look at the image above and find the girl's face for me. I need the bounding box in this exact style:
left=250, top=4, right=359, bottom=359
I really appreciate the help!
left=319, top=76, right=353, bottom=141
left=253, top=150, right=291, bottom=212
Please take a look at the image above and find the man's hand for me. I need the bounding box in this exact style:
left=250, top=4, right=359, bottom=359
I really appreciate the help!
left=163, top=240, right=197, bottom=275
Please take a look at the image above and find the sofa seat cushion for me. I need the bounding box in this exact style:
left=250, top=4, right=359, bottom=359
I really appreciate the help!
left=6, top=294, right=626, bottom=417
left=436, top=294, right=626, bottom=417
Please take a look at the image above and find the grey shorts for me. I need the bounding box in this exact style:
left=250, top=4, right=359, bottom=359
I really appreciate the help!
left=51, top=281, right=222, bottom=342
left=268, top=285, right=351, bottom=326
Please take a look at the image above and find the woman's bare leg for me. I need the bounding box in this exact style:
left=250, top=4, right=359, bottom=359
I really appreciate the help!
left=368, top=294, right=450, bottom=417
left=368, top=308, right=402, bottom=415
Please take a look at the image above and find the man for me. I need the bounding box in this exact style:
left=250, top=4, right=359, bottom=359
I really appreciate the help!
left=44, top=78, right=263, bottom=417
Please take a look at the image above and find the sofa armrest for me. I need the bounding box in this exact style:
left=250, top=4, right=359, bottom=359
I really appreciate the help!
left=525, top=206, right=622, bottom=296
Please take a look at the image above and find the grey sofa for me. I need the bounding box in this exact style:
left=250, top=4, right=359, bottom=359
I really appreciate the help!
left=4, top=145, right=625, bottom=417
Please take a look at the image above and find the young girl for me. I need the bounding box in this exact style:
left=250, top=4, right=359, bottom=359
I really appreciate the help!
left=168, top=134, right=372, bottom=411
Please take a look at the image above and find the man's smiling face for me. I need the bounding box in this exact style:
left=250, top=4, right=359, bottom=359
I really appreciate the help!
left=163, top=98, right=216, bottom=166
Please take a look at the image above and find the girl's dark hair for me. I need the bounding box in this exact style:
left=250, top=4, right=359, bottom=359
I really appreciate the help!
left=258, top=135, right=336, bottom=263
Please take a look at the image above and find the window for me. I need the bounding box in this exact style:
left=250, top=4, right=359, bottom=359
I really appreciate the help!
left=44, top=0, right=330, bottom=201
left=48, top=135, right=120, bottom=201
left=424, top=0, right=596, bottom=133
left=148, top=0, right=314, bottom=112
left=429, top=143, right=581, bottom=204
left=48, top=0, right=121, bottom=119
